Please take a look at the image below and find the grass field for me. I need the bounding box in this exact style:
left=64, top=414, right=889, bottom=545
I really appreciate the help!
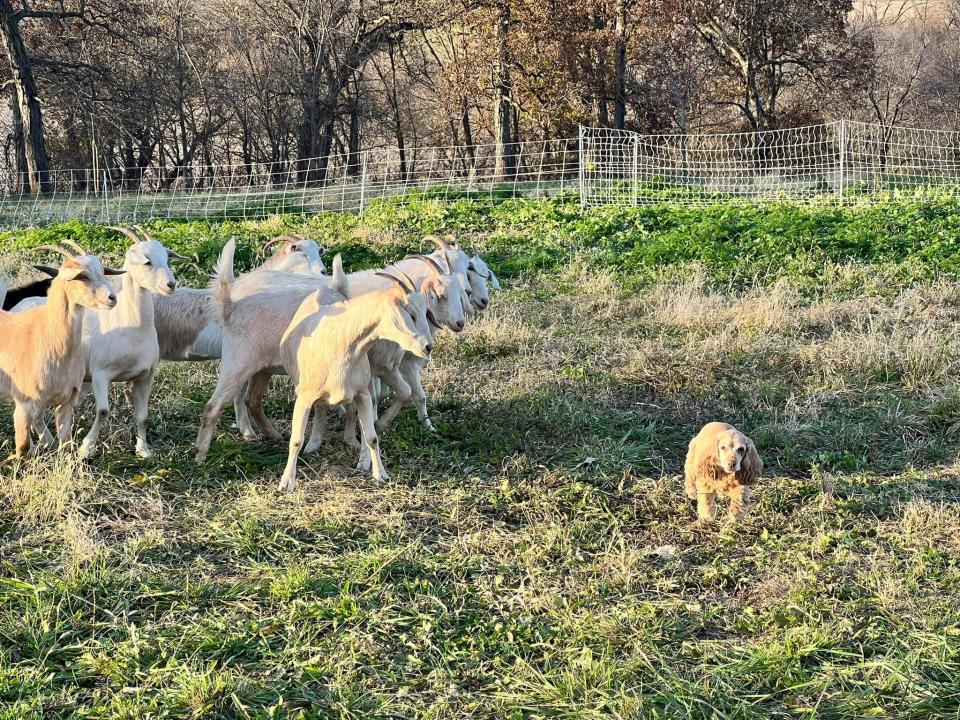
left=2, top=197, right=960, bottom=718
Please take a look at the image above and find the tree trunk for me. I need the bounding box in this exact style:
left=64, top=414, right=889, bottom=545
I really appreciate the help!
left=313, top=117, right=335, bottom=183
left=0, top=0, right=50, bottom=194
left=462, top=100, right=476, bottom=173
left=386, top=41, right=408, bottom=181
left=8, top=89, right=27, bottom=192
left=346, top=81, right=361, bottom=178
left=612, top=0, right=628, bottom=130
left=493, top=1, right=516, bottom=180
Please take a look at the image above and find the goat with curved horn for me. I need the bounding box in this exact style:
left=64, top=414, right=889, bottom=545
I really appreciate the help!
left=61, top=239, right=88, bottom=256
left=263, top=234, right=298, bottom=253
left=395, top=270, right=419, bottom=292
left=34, top=244, right=76, bottom=260
left=375, top=272, right=413, bottom=294
left=404, top=254, right=445, bottom=275
left=423, top=234, right=450, bottom=251
left=111, top=226, right=143, bottom=244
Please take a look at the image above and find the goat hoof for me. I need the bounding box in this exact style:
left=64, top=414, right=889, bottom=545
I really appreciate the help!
left=355, top=458, right=372, bottom=473
left=303, top=441, right=323, bottom=454
left=194, top=451, right=207, bottom=463
left=77, top=443, right=97, bottom=460
left=136, top=446, right=154, bottom=459
left=277, top=476, right=295, bottom=493
left=373, top=471, right=390, bottom=483
left=424, top=420, right=437, bottom=433
left=240, top=430, right=258, bottom=441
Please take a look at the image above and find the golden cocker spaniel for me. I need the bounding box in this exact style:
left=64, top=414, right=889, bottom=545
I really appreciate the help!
left=684, top=422, right=762, bottom=524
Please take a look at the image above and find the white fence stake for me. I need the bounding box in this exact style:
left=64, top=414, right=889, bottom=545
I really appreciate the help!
left=578, top=125, right=586, bottom=208
left=838, top=118, right=846, bottom=202
left=632, top=134, right=639, bottom=207
left=359, top=151, right=368, bottom=214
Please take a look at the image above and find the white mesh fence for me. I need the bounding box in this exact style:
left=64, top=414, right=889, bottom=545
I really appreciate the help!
left=0, top=137, right=580, bottom=226
left=6, top=120, right=960, bottom=226
left=582, top=120, right=960, bottom=206
left=581, top=123, right=843, bottom=205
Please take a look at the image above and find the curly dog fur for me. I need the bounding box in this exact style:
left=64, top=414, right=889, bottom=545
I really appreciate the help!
left=684, top=422, right=762, bottom=523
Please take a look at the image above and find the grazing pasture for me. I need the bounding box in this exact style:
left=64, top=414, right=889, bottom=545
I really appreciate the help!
left=2, top=197, right=960, bottom=718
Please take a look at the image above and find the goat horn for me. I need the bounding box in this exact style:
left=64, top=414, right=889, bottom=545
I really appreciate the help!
left=132, top=224, right=154, bottom=241
left=62, top=239, right=88, bottom=256
left=111, top=226, right=143, bottom=245
left=375, top=272, right=413, bottom=294
left=396, top=270, right=419, bottom=293
left=424, top=234, right=450, bottom=251
left=263, top=235, right=298, bottom=253
left=404, top=254, right=444, bottom=275
left=34, top=244, right=76, bottom=260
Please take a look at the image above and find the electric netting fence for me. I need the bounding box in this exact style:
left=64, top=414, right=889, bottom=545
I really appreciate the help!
left=5, top=120, right=960, bottom=227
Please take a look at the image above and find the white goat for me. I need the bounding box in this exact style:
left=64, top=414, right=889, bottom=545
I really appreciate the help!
left=75, top=227, right=184, bottom=458
left=343, top=254, right=466, bottom=436
left=231, top=252, right=466, bottom=445
left=0, top=241, right=121, bottom=457
left=193, top=240, right=348, bottom=461
left=277, top=273, right=433, bottom=491
left=153, top=234, right=327, bottom=437
left=257, top=234, right=326, bottom=275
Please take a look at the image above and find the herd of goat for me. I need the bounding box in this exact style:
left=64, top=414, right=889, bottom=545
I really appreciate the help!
left=0, top=228, right=500, bottom=491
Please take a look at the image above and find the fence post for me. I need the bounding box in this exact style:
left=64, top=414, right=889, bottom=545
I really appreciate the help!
left=838, top=118, right=846, bottom=202
left=578, top=125, right=586, bottom=208
left=359, top=150, right=368, bottom=214
left=632, top=134, right=639, bottom=207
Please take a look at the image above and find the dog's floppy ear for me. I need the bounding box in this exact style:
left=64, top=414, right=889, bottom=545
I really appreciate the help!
left=738, top=437, right=763, bottom=485
left=695, top=432, right=722, bottom=482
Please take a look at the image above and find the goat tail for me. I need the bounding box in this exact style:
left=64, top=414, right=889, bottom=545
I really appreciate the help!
left=330, top=253, right=348, bottom=298
left=210, top=237, right=237, bottom=325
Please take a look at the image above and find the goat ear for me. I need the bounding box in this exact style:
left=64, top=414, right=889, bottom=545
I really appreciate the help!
left=33, top=264, right=60, bottom=279
left=128, top=248, right=149, bottom=265
left=168, top=249, right=189, bottom=261
left=103, top=267, right=126, bottom=276
left=489, top=270, right=501, bottom=290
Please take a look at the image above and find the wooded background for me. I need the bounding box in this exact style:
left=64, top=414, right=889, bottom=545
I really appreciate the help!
left=1, top=0, right=953, bottom=194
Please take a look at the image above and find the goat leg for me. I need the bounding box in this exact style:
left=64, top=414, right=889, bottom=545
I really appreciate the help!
left=278, top=393, right=315, bottom=493
left=78, top=374, right=110, bottom=459
left=374, top=367, right=412, bottom=432
left=303, top=402, right=327, bottom=454
left=245, top=371, right=282, bottom=441
left=128, top=371, right=155, bottom=458
left=356, top=389, right=388, bottom=482
left=234, top=381, right=259, bottom=440
left=12, top=403, right=34, bottom=457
